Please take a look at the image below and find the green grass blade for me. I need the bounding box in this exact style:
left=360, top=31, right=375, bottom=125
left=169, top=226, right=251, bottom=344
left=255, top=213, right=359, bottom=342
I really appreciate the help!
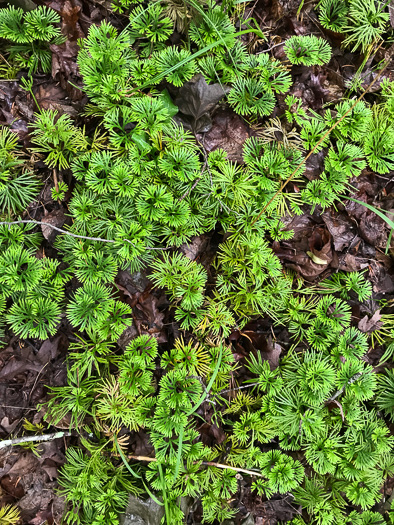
left=173, top=345, right=224, bottom=483
left=187, top=344, right=223, bottom=416
left=158, top=462, right=170, bottom=522
left=140, top=27, right=263, bottom=90
left=114, top=437, right=142, bottom=478
left=173, top=425, right=185, bottom=484
left=347, top=197, right=394, bottom=254
left=114, top=436, right=164, bottom=507
left=347, top=197, right=394, bottom=228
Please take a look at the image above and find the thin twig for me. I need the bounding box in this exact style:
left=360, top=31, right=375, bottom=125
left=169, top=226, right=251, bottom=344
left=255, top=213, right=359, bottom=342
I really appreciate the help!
left=257, top=41, right=286, bottom=54
left=326, top=373, right=363, bottom=403
left=0, top=220, right=118, bottom=243
left=179, top=177, right=201, bottom=202
left=219, top=382, right=260, bottom=396
left=53, top=168, right=59, bottom=194
left=1, top=406, right=34, bottom=410
left=0, top=431, right=71, bottom=450
left=0, top=221, right=168, bottom=250
left=251, top=51, right=390, bottom=226
left=125, top=454, right=264, bottom=477
left=127, top=454, right=157, bottom=462
left=201, top=462, right=264, bottom=477
left=331, top=399, right=345, bottom=422
left=0, top=53, right=12, bottom=68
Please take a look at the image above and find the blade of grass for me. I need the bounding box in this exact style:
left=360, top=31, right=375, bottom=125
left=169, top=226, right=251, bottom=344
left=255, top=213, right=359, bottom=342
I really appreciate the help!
left=158, top=462, right=170, bottom=523
left=347, top=197, right=394, bottom=256
left=139, top=26, right=264, bottom=90
left=142, top=0, right=231, bottom=90
left=296, top=0, right=305, bottom=17
left=186, top=0, right=265, bottom=50
left=115, top=436, right=164, bottom=507
left=184, top=0, right=266, bottom=87
left=173, top=345, right=224, bottom=483
left=187, top=344, right=223, bottom=416
left=347, top=198, right=394, bottom=228
left=386, top=228, right=393, bottom=255
left=115, top=437, right=142, bottom=479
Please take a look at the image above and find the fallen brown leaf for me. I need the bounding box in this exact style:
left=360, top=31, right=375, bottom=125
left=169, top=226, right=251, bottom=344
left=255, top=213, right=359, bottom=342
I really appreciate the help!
left=358, top=310, right=383, bottom=333
left=174, top=74, right=230, bottom=133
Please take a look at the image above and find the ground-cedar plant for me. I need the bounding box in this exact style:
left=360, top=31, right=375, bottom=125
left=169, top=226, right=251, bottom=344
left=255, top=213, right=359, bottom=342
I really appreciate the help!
left=0, top=0, right=394, bottom=524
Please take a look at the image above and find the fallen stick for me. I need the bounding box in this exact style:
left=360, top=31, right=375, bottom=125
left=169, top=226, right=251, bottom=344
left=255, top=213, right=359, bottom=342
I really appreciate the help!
left=0, top=431, right=71, bottom=451
left=125, top=454, right=264, bottom=477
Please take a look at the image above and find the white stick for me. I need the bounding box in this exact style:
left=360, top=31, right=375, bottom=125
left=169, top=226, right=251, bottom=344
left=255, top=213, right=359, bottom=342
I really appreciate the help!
left=0, top=221, right=167, bottom=250
left=0, top=431, right=71, bottom=450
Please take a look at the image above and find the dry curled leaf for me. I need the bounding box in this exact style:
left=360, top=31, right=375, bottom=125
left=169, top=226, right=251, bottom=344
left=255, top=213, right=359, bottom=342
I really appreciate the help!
left=358, top=310, right=383, bottom=333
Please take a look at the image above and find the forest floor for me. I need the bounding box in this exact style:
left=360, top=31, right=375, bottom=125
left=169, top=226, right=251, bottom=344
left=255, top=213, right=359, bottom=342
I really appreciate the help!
left=1, top=0, right=394, bottom=524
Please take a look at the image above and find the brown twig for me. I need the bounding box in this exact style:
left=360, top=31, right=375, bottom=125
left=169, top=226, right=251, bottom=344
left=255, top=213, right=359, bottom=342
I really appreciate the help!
left=251, top=52, right=390, bottom=227
left=53, top=168, right=59, bottom=194
left=127, top=455, right=157, bottom=462
left=125, top=454, right=265, bottom=477
left=200, top=462, right=264, bottom=477
left=0, top=220, right=117, bottom=243
left=331, top=399, right=345, bottom=422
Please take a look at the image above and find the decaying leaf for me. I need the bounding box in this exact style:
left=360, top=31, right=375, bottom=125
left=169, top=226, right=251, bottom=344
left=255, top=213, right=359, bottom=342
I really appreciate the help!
left=174, top=74, right=230, bottom=133
left=358, top=310, right=383, bottom=334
